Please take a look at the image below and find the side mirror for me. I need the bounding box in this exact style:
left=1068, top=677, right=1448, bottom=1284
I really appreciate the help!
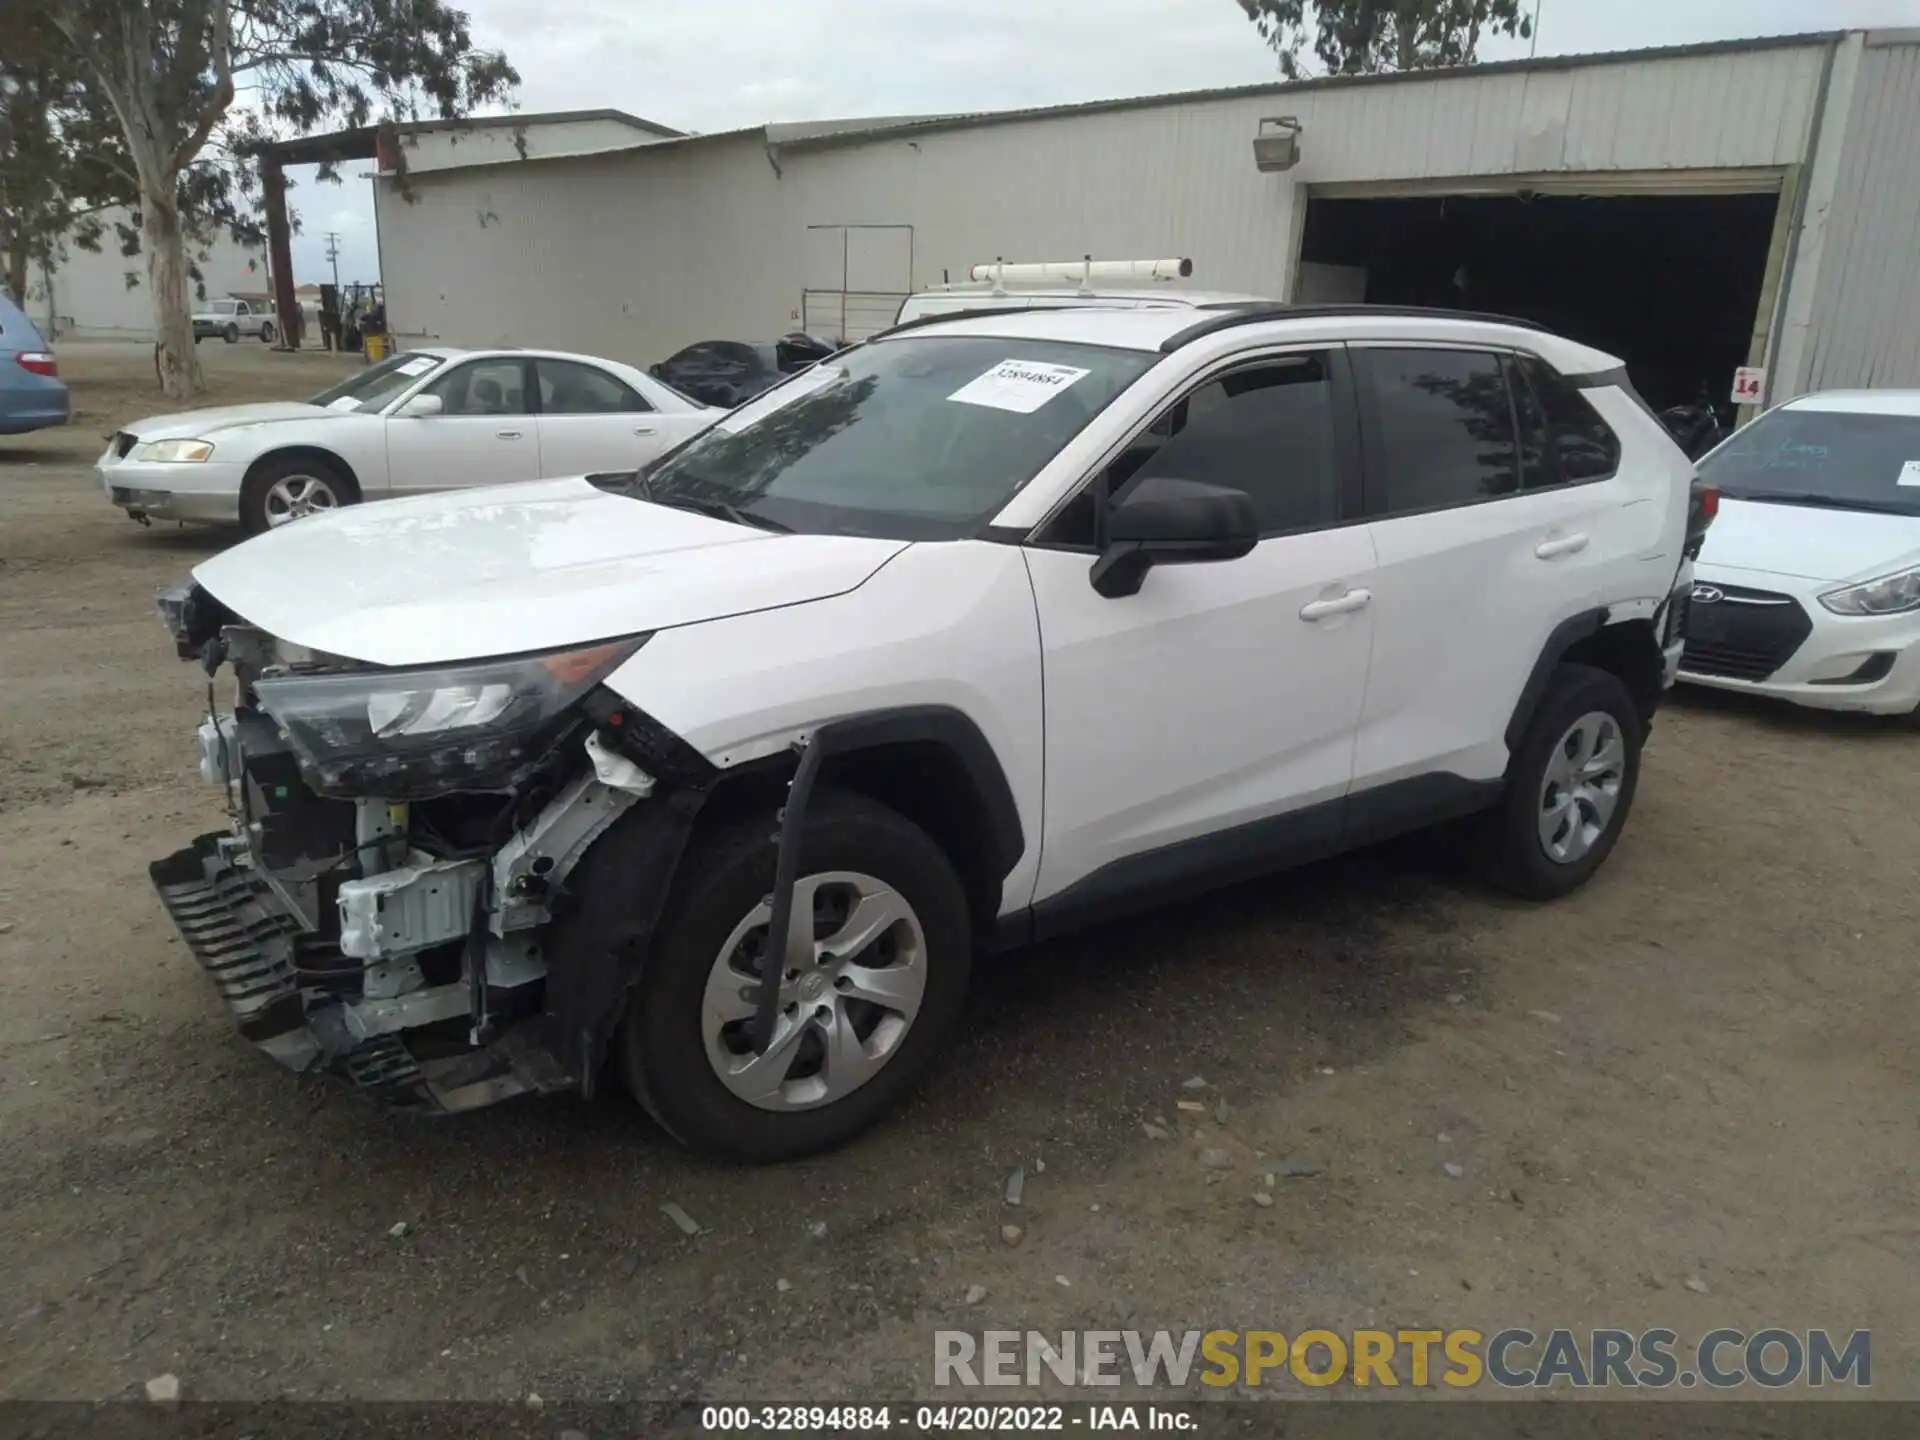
left=394, top=392, right=444, bottom=419
left=1090, top=476, right=1259, bottom=599
left=649, top=363, right=665, bottom=378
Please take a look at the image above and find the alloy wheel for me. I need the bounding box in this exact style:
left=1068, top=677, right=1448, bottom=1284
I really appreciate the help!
left=701, top=870, right=927, bottom=1111
left=262, top=473, right=340, bottom=527
left=1537, top=710, right=1626, bottom=864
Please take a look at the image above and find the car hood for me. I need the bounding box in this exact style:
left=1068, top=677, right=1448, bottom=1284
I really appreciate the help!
left=1696, top=497, right=1920, bottom=584
left=191, top=476, right=909, bottom=667
left=125, top=402, right=330, bottom=440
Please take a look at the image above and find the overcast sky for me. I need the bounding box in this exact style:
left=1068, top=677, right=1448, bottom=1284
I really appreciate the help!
left=289, top=0, right=1917, bottom=285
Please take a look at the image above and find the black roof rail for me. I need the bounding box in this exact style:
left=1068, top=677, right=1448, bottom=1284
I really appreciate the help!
left=868, top=302, right=1047, bottom=341
left=1159, top=303, right=1553, bottom=354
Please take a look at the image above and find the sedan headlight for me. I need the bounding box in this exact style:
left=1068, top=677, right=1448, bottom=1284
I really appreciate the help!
left=252, top=637, right=648, bottom=798
left=133, top=439, right=215, bottom=463
left=1819, top=566, right=1920, bottom=617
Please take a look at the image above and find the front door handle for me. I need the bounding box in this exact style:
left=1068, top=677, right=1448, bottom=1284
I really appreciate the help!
left=1300, top=589, right=1373, bottom=622
left=633, top=425, right=657, bottom=437
left=495, top=429, right=524, bottom=440
left=1536, top=533, right=1589, bottom=560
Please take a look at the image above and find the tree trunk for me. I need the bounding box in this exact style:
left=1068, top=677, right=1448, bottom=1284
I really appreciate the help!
left=4, top=231, right=28, bottom=309
left=143, top=187, right=201, bottom=399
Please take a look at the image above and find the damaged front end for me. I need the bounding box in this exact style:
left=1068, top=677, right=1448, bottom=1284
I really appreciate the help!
left=149, top=581, right=704, bottom=1113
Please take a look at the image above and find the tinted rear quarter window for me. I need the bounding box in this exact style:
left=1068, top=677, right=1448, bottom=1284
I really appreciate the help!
left=1515, top=355, right=1621, bottom=485
left=1364, top=348, right=1519, bottom=514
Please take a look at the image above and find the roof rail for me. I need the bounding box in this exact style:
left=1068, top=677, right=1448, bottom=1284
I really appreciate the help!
left=868, top=302, right=1052, bottom=341
left=1159, top=303, right=1553, bottom=354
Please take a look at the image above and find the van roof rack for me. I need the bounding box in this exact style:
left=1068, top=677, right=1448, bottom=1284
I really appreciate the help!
left=1160, top=303, right=1552, bottom=353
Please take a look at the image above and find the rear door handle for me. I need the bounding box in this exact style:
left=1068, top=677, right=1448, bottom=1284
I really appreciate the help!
left=633, top=425, right=657, bottom=437
left=1536, top=533, right=1589, bottom=560
left=495, top=429, right=524, bottom=440
left=1300, top=589, right=1373, bottom=622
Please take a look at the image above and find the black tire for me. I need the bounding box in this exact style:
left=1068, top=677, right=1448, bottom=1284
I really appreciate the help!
left=238, top=453, right=358, bottom=535
left=612, top=787, right=972, bottom=1163
left=259, top=321, right=276, bottom=344
left=1489, top=664, right=1644, bottom=900
left=223, top=323, right=239, bottom=344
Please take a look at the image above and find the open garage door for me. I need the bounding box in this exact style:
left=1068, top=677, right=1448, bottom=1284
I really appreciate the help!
left=1297, top=172, right=1788, bottom=419
left=802, top=224, right=913, bottom=344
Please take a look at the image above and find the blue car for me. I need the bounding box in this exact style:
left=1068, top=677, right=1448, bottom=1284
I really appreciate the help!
left=0, top=291, right=70, bottom=435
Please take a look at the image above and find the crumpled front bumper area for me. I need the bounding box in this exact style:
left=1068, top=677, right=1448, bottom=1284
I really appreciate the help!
left=151, top=832, right=570, bottom=1111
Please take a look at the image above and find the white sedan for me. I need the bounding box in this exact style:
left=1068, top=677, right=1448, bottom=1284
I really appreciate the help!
left=1684, top=389, right=1920, bottom=714
left=98, top=346, right=719, bottom=534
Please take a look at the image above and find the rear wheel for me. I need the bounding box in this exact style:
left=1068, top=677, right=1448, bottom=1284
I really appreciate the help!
left=617, top=788, right=972, bottom=1162
left=1489, top=665, right=1643, bottom=900
left=239, top=454, right=357, bottom=535
left=259, top=321, right=276, bottom=344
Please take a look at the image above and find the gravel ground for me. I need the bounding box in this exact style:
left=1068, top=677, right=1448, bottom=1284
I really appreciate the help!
left=1, top=341, right=1916, bottom=1407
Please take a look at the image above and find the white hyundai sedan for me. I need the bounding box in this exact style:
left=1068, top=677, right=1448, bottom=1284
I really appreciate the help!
left=98, top=346, right=719, bottom=534
left=1683, top=390, right=1920, bottom=715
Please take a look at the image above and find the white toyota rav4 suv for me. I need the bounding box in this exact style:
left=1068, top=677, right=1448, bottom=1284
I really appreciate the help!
left=150, top=304, right=1701, bottom=1161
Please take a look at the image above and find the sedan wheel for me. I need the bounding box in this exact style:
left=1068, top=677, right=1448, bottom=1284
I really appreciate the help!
left=262, top=472, right=342, bottom=527
left=701, top=871, right=928, bottom=1112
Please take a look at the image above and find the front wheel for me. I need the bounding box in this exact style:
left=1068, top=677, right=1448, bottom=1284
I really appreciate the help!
left=615, top=789, right=972, bottom=1162
left=1489, top=664, right=1643, bottom=900
left=238, top=454, right=358, bottom=535
left=223, top=323, right=239, bottom=344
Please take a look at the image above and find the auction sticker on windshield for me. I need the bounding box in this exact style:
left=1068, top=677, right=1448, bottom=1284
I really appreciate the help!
left=949, top=359, right=1091, bottom=414
left=396, top=356, right=438, bottom=376
left=1899, top=460, right=1920, bottom=488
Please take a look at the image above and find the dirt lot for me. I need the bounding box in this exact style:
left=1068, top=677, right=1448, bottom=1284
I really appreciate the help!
left=0, top=341, right=1916, bottom=1408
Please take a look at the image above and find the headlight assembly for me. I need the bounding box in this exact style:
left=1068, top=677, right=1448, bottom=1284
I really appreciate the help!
left=1819, top=566, right=1920, bottom=617
left=253, top=637, right=648, bottom=798
left=133, top=438, right=215, bottom=463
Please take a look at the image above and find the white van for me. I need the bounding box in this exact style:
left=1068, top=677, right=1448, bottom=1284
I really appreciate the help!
left=893, top=257, right=1269, bottom=328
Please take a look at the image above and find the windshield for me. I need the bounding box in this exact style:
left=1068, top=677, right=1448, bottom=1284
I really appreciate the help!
left=307, top=352, right=447, bottom=413
left=633, top=335, right=1156, bottom=539
left=1701, top=407, right=1920, bottom=517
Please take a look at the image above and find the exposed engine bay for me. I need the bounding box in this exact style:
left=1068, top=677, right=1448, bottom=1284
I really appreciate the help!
left=149, top=580, right=711, bottom=1112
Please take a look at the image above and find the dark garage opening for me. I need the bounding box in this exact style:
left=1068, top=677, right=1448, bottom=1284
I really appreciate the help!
left=1299, top=191, right=1780, bottom=419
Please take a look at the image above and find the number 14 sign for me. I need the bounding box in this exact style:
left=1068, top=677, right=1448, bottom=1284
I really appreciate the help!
left=1732, top=367, right=1766, bottom=405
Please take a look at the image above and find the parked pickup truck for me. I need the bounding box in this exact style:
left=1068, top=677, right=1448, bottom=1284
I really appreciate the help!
left=193, top=298, right=277, bottom=345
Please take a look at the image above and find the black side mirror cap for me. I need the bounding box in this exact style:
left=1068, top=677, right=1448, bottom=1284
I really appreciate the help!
left=1090, top=476, right=1260, bottom=599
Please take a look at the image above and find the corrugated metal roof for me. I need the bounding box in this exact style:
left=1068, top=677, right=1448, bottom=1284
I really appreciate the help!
left=770, top=30, right=1846, bottom=153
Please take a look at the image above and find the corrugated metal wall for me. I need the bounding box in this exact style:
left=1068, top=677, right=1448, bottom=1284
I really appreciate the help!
left=1801, top=36, right=1920, bottom=391
left=375, top=42, right=1835, bottom=366
left=787, top=43, right=1828, bottom=305
left=377, top=134, right=793, bottom=366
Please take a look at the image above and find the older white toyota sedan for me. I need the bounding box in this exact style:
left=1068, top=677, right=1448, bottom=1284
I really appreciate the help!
left=98, top=346, right=719, bottom=534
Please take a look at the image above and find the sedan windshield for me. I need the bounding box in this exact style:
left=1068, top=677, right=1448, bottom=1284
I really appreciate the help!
left=1701, top=407, right=1920, bottom=517
left=308, top=352, right=446, bottom=413
left=633, top=335, right=1156, bottom=539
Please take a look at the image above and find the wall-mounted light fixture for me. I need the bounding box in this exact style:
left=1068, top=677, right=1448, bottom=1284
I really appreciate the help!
left=1253, top=116, right=1303, bottom=173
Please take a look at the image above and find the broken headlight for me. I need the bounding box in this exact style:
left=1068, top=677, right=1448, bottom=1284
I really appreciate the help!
left=253, top=637, right=648, bottom=799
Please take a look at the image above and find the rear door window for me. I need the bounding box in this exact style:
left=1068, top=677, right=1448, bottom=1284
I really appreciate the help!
left=1360, top=348, right=1520, bottom=515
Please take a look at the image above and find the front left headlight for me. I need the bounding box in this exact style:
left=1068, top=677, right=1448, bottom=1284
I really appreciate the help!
left=1819, top=565, right=1920, bottom=617
left=253, top=637, right=648, bottom=799
left=133, top=438, right=215, bottom=463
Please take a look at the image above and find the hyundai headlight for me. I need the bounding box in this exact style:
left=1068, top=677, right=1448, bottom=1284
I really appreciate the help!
left=133, top=439, right=215, bottom=463
left=1819, top=566, right=1920, bottom=617
left=252, top=637, right=648, bottom=798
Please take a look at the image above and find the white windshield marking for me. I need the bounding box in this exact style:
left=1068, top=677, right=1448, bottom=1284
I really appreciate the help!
left=947, top=359, right=1092, bottom=414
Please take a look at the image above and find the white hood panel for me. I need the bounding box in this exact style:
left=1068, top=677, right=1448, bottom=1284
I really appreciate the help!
left=1697, top=498, right=1920, bottom=584
left=191, top=477, right=909, bottom=667
left=126, top=402, right=331, bottom=438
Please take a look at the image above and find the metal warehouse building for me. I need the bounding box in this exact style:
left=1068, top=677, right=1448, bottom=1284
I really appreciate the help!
left=357, top=28, right=1920, bottom=415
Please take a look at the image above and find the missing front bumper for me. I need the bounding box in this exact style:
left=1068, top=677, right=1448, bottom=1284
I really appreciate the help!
left=150, top=832, right=572, bottom=1112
